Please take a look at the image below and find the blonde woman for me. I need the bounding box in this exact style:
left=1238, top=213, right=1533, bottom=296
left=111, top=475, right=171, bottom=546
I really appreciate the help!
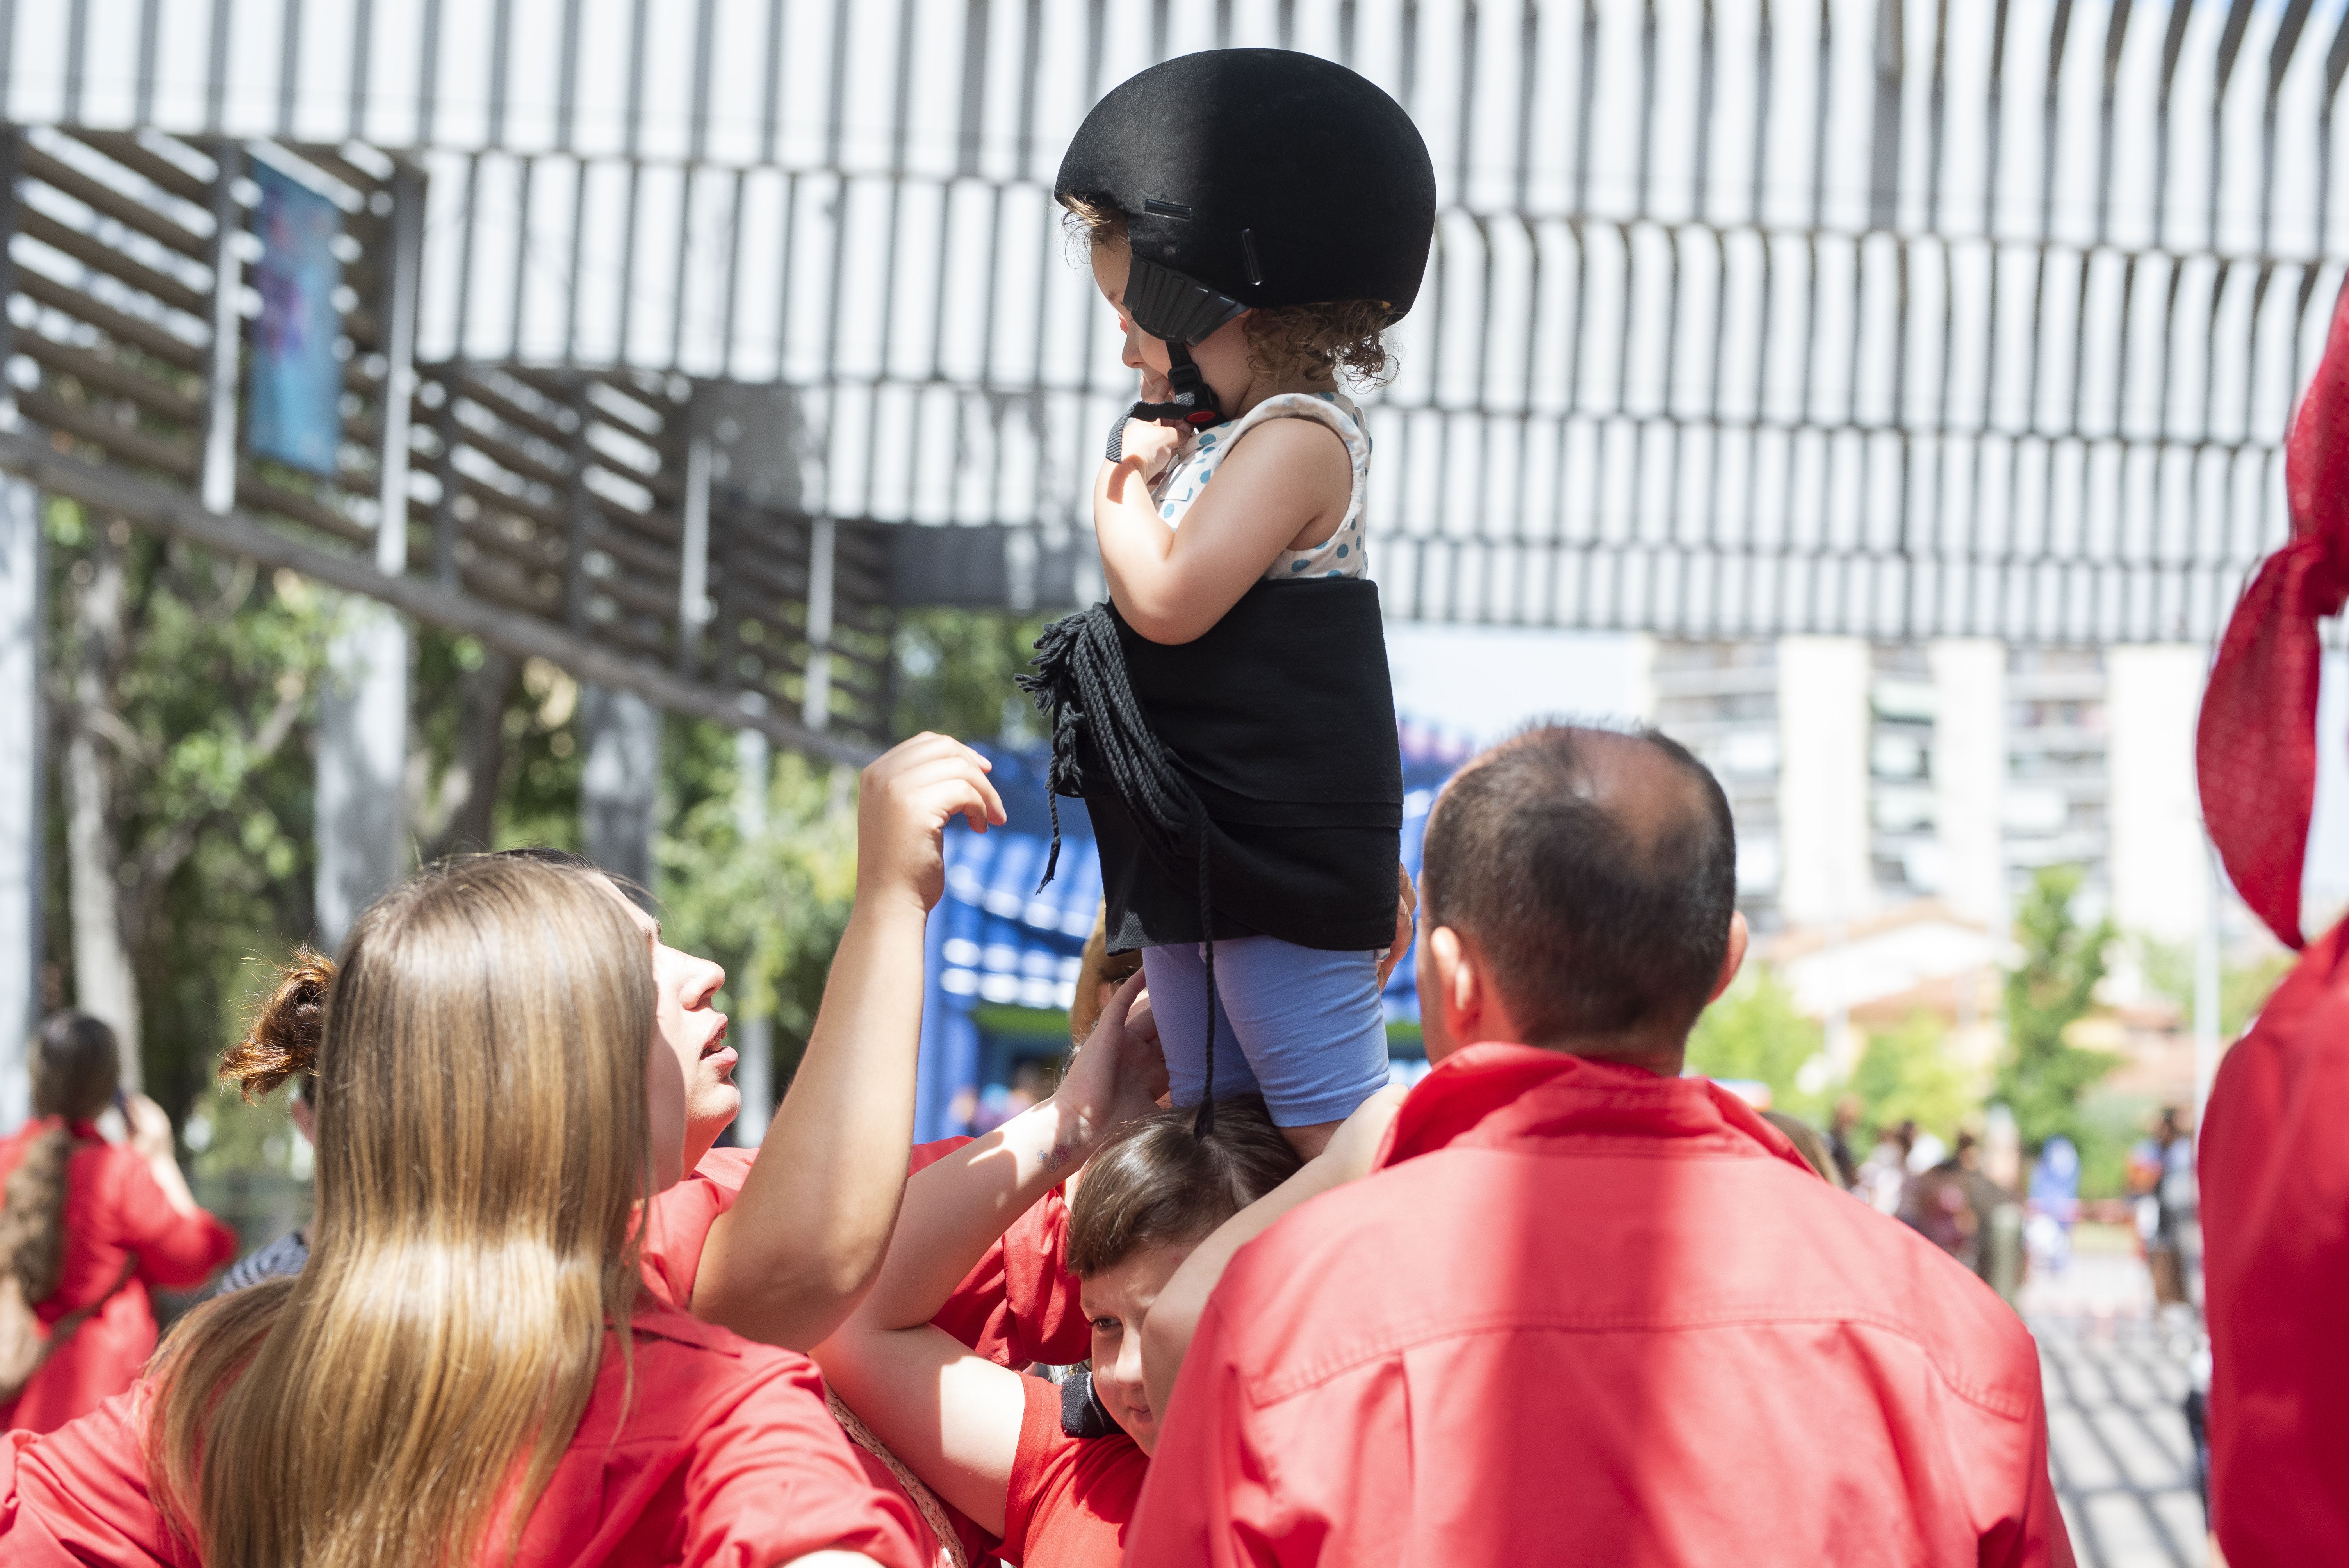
left=0, top=854, right=929, bottom=1568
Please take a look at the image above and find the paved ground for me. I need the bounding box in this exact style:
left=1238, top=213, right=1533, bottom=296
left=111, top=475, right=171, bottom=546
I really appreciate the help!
left=2021, top=1229, right=2209, bottom=1568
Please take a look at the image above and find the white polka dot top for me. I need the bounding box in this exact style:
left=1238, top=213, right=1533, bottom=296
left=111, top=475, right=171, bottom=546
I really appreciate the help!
left=1147, top=390, right=1371, bottom=581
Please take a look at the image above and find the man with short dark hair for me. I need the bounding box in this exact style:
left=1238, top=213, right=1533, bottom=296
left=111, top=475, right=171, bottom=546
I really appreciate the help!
left=1128, top=724, right=2073, bottom=1566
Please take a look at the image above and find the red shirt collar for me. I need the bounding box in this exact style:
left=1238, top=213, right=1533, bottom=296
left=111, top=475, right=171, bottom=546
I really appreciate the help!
left=1378, top=1041, right=1817, bottom=1177
left=624, top=1297, right=742, bottom=1355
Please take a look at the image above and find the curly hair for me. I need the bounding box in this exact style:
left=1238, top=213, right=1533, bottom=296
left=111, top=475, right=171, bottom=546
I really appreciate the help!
left=1061, top=199, right=1396, bottom=387
left=219, top=949, right=333, bottom=1105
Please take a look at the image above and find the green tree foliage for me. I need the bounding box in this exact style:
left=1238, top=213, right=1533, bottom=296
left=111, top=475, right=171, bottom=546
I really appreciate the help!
left=652, top=725, right=859, bottom=1085
left=42, top=499, right=335, bottom=1121
left=1996, top=865, right=2119, bottom=1146
left=1850, top=1012, right=1975, bottom=1142
left=893, top=608, right=1056, bottom=745
left=1684, top=966, right=1828, bottom=1120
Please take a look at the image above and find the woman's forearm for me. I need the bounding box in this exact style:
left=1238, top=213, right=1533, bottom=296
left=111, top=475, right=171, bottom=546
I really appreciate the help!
left=850, top=1094, right=1093, bottom=1333
left=695, top=892, right=930, bottom=1347
left=146, top=1150, right=201, bottom=1217
left=691, top=734, right=1004, bottom=1351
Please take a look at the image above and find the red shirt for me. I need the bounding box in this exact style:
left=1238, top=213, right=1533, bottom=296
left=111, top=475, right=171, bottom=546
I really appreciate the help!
left=639, top=1141, right=1096, bottom=1564
left=642, top=1147, right=759, bottom=1311
left=2199, top=916, right=2349, bottom=1564
left=642, top=1140, right=1090, bottom=1369
left=0, top=1120, right=237, bottom=1434
left=1000, top=1371, right=1146, bottom=1566
left=0, top=1300, right=927, bottom=1568
left=909, top=1140, right=1091, bottom=1370
left=1130, top=1043, right=2075, bottom=1567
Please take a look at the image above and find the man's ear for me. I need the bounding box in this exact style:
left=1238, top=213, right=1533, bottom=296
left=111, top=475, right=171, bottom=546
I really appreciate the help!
left=1708, top=909, right=1749, bottom=1004
left=1442, top=927, right=1482, bottom=1021
left=1419, top=923, right=1468, bottom=1063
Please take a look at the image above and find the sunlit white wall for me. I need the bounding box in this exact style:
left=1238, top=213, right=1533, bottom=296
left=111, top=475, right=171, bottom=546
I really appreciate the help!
left=2106, top=644, right=2210, bottom=945
left=1776, top=636, right=1875, bottom=926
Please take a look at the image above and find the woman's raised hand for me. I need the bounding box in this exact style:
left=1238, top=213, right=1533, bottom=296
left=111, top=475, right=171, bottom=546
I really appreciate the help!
left=124, top=1091, right=202, bottom=1215
left=1055, top=972, right=1170, bottom=1158
left=124, top=1091, right=176, bottom=1161
left=854, top=733, right=1006, bottom=915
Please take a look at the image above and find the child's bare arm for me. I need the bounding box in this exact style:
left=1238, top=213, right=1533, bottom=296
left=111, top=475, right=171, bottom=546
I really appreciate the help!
left=1094, top=399, right=1353, bottom=645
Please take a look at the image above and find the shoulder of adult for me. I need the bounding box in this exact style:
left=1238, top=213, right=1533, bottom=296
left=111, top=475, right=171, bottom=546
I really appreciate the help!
left=1223, top=1115, right=2044, bottom=1424
left=621, top=1310, right=933, bottom=1568
left=0, top=1387, right=186, bottom=1566
left=1755, top=1160, right=2047, bottom=1416
left=629, top=1297, right=806, bottom=1368
left=1198, top=1158, right=1422, bottom=1361
left=614, top=1303, right=841, bottom=1440
left=1003, top=1368, right=1147, bottom=1565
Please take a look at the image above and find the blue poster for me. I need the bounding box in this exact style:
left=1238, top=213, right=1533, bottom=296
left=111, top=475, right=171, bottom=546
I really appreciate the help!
left=248, top=164, right=344, bottom=477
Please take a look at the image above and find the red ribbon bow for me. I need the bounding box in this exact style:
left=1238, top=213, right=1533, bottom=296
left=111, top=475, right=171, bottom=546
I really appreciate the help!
left=2196, top=282, right=2349, bottom=948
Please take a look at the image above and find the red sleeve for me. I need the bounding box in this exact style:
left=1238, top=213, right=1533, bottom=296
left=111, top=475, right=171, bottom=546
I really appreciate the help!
left=645, top=1138, right=1087, bottom=1365
left=1000, top=1372, right=1146, bottom=1567
left=641, top=1149, right=757, bottom=1309
left=679, top=1355, right=930, bottom=1568
left=1979, top=1385, right=2078, bottom=1568
left=1125, top=1297, right=1284, bottom=1568
left=0, top=1389, right=191, bottom=1567
left=102, top=1155, right=236, bottom=1289
left=913, top=1139, right=1089, bottom=1368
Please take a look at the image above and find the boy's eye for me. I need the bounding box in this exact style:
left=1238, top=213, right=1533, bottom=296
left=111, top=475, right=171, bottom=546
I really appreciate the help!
left=1090, top=1316, right=1120, bottom=1333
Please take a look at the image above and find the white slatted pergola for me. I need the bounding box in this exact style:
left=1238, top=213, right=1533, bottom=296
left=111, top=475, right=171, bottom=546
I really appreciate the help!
left=5, top=0, right=2341, bottom=642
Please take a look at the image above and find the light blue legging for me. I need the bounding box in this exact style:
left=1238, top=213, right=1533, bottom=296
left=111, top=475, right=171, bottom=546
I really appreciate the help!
left=1140, top=935, right=1392, bottom=1128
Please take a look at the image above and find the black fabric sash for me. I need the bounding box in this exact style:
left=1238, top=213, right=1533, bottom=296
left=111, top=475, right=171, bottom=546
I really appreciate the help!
left=1022, top=577, right=1402, bottom=955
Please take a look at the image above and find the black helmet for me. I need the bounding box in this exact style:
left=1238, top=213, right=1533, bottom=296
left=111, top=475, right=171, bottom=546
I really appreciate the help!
left=1055, top=50, right=1437, bottom=349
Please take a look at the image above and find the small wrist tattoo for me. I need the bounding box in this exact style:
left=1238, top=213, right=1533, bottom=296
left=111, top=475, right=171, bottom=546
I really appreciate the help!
left=1044, top=1144, right=1073, bottom=1173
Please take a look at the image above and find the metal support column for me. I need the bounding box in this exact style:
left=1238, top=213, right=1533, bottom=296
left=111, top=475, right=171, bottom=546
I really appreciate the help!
left=802, top=517, right=836, bottom=734
left=314, top=610, right=410, bottom=947
left=579, top=685, right=661, bottom=887
left=200, top=143, right=243, bottom=517
left=314, top=159, right=422, bottom=948
left=677, top=433, right=711, bottom=674
left=0, top=128, right=33, bottom=1123
left=731, top=692, right=774, bottom=1146
left=0, top=474, right=38, bottom=1128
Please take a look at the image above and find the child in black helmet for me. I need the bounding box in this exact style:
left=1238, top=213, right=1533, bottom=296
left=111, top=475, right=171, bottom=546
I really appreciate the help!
left=1025, top=50, right=1436, bottom=1159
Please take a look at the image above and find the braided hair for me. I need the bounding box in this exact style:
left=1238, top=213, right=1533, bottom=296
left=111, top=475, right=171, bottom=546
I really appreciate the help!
left=0, top=1013, right=123, bottom=1305
left=1018, top=605, right=1226, bottom=1136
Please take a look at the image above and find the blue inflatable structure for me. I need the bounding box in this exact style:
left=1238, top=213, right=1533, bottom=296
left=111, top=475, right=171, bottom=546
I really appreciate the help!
left=913, top=739, right=1467, bottom=1141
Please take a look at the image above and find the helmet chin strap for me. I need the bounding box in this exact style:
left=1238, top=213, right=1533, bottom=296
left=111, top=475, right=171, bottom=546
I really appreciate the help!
left=1104, top=339, right=1229, bottom=461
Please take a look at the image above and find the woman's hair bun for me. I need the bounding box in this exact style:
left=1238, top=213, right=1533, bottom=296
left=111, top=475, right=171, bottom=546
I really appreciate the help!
left=221, top=949, right=335, bottom=1102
